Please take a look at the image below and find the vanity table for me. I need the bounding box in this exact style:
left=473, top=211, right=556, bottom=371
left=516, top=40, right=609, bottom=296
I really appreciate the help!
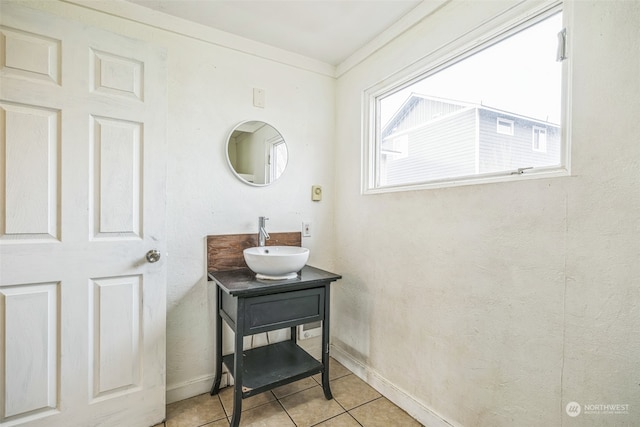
left=208, top=265, right=341, bottom=427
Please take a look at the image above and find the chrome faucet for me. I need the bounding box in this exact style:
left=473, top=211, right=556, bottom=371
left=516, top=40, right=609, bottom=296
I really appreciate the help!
left=258, top=216, right=270, bottom=246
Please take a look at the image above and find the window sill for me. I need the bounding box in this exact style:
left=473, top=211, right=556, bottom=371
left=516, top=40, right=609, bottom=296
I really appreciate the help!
left=362, top=167, right=570, bottom=195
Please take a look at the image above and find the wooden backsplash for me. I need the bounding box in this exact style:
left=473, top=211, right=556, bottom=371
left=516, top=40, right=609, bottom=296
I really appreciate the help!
left=207, top=232, right=302, bottom=272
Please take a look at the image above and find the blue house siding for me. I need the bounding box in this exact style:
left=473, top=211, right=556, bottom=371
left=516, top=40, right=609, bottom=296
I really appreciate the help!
left=379, top=95, right=561, bottom=186
left=478, top=109, right=561, bottom=173
left=382, top=108, right=476, bottom=185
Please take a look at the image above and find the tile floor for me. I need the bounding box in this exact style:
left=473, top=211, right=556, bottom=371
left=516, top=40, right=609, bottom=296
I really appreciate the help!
left=156, top=358, right=423, bottom=427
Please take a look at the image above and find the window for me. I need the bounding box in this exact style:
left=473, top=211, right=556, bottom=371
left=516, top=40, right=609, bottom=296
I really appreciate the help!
left=381, top=134, right=408, bottom=159
left=363, top=4, right=569, bottom=193
left=532, top=126, right=547, bottom=152
left=267, top=135, right=287, bottom=183
left=497, top=118, right=514, bottom=135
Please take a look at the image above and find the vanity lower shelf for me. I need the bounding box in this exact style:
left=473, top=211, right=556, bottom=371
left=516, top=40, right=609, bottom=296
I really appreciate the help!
left=223, top=340, right=323, bottom=398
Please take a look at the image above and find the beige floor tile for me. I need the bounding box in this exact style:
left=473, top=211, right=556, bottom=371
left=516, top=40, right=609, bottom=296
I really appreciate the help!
left=313, top=358, right=351, bottom=384
left=230, top=401, right=296, bottom=427
left=349, top=397, right=423, bottom=427
left=218, top=386, right=276, bottom=417
left=313, top=413, right=362, bottom=427
left=166, top=359, right=424, bottom=427
left=152, top=423, right=165, bottom=427
left=166, top=393, right=227, bottom=427
left=279, top=385, right=345, bottom=427
left=203, top=419, right=230, bottom=427
left=331, top=374, right=381, bottom=410
left=272, top=377, right=317, bottom=399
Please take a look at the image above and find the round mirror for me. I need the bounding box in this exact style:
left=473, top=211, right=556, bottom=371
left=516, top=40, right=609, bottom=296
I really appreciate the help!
left=226, top=120, right=288, bottom=186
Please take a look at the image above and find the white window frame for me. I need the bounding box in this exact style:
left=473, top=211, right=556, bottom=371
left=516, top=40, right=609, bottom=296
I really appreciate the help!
left=362, top=1, right=571, bottom=194
left=496, top=118, right=515, bottom=136
left=266, top=134, right=286, bottom=184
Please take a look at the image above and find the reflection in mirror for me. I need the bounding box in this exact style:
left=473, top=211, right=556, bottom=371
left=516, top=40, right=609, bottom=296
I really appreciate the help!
left=226, top=121, right=288, bottom=186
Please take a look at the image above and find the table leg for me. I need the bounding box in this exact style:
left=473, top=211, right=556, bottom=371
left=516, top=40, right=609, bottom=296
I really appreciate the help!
left=321, top=284, right=333, bottom=400
left=210, top=286, right=223, bottom=395
left=230, top=298, right=245, bottom=427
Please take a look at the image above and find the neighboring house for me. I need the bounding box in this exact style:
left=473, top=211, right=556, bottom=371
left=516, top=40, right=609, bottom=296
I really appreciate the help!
left=380, top=93, right=561, bottom=186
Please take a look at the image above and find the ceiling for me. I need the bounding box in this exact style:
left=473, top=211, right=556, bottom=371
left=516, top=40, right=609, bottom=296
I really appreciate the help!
left=125, top=0, right=424, bottom=65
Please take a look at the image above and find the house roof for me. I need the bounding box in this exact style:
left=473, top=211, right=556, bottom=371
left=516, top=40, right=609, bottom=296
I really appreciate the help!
left=381, top=93, right=559, bottom=139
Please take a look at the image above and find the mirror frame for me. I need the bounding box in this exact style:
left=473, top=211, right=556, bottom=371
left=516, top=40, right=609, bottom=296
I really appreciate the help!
left=225, top=120, right=288, bottom=186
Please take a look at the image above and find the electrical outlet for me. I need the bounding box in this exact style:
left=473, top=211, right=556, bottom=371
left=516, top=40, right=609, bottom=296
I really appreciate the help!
left=302, top=221, right=311, bottom=237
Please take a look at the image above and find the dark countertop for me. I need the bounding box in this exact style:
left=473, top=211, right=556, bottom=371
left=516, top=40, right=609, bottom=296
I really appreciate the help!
left=208, top=265, right=341, bottom=297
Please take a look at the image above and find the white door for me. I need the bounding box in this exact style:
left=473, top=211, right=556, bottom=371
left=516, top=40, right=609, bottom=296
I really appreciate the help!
left=0, top=3, right=167, bottom=426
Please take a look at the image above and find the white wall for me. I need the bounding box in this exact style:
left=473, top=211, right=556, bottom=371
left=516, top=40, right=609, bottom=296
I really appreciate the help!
left=333, top=1, right=639, bottom=426
left=20, top=0, right=336, bottom=403
left=164, top=34, right=336, bottom=401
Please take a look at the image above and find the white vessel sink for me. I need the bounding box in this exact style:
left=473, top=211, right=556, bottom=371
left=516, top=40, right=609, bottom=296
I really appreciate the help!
left=243, top=246, right=309, bottom=280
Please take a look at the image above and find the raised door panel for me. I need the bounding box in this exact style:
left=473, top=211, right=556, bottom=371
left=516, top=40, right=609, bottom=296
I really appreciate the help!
left=90, top=49, right=143, bottom=101
left=0, top=26, right=61, bottom=85
left=0, top=283, right=59, bottom=422
left=0, top=102, right=60, bottom=241
left=90, top=116, right=142, bottom=239
left=89, top=275, right=142, bottom=401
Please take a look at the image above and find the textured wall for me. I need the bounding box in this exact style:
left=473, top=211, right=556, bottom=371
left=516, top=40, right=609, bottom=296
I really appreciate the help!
left=333, top=1, right=639, bottom=426
left=561, top=1, right=640, bottom=426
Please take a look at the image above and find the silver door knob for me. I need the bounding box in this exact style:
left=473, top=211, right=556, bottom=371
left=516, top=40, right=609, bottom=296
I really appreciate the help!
left=146, top=249, right=161, bottom=263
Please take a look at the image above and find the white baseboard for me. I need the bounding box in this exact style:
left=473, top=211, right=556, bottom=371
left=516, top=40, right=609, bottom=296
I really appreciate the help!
left=330, top=345, right=459, bottom=427
left=166, top=371, right=230, bottom=404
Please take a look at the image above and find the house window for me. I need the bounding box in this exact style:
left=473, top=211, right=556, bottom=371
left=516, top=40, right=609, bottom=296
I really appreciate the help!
left=496, top=118, right=514, bottom=135
left=381, top=134, right=408, bottom=160
left=532, top=126, right=547, bottom=152
left=363, top=3, right=569, bottom=193
left=268, top=137, right=287, bottom=183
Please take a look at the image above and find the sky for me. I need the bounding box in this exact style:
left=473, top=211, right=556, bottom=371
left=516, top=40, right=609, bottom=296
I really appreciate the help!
left=380, top=11, right=563, bottom=128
